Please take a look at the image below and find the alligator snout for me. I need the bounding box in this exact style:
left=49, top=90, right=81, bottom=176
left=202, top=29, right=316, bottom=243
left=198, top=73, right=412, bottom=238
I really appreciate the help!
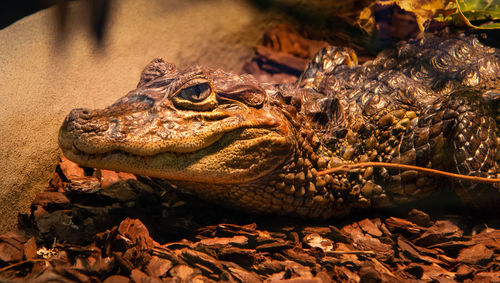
left=61, top=107, right=108, bottom=138
left=68, top=108, right=92, bottom=121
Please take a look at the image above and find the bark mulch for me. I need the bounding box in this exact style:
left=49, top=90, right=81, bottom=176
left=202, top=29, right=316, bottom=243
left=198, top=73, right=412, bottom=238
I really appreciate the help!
left=1, top=157, right=499, bottom=282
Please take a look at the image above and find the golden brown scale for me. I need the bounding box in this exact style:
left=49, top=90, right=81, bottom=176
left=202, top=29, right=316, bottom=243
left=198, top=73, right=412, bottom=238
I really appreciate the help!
left=59, top=35, right=500, bottom=218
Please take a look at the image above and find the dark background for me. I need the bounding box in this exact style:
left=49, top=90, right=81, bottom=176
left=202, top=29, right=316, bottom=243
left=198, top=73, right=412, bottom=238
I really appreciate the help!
left=1, top=0, right=56, bottom=29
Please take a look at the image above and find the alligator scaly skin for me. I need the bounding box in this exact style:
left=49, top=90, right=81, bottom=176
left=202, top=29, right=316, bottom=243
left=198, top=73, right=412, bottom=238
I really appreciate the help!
left=59, top=35, right=500, bottom=218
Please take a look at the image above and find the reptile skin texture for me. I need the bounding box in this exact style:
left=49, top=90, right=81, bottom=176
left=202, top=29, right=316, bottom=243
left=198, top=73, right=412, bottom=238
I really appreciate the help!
left=59, top=35, right=500, bottom=218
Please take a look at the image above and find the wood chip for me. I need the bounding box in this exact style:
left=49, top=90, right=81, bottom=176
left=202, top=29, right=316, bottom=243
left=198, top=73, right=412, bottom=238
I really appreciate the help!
left=456, top=244, right=494, bottom=266
left=414, top=220, right=464, bottom=247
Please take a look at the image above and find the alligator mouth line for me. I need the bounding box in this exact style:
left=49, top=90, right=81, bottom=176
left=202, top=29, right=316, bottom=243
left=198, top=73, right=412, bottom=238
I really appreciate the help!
left=61, top=127, right=289, bottom=184
left=65, top=132, right=225, bottom=158
left=66, top=141, right=220, bottom=160
left=60, top=123, right=278, bottom=157
left=62, top=125, right=284, bottom=160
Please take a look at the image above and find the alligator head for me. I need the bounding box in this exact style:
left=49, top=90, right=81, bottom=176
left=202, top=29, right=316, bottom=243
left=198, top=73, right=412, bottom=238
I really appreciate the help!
left=59, top=59, right=299, bottom=185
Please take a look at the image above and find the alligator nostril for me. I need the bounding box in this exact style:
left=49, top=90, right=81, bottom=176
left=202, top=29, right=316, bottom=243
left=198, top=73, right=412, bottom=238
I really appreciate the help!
left=69, top=108, right=92, bottom=120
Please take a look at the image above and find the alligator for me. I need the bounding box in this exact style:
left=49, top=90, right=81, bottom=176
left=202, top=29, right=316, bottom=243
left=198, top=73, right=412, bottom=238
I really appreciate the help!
left=59, top=35, right=500, bottom=218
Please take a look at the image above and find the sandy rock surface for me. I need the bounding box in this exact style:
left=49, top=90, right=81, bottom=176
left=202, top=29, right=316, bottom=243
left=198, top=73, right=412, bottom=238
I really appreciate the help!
left=0, top=0, right=286, bottom=233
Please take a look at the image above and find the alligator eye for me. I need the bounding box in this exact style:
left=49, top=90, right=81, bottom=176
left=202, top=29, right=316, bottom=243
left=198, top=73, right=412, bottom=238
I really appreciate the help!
left=177, top=83, right=212, bottom=102
left=172, top=80, right=217, bottom=111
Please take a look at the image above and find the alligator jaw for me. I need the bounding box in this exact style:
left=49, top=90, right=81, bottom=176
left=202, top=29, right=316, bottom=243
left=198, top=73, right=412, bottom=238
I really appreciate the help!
left=59, top=123, right=293, bottom=184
